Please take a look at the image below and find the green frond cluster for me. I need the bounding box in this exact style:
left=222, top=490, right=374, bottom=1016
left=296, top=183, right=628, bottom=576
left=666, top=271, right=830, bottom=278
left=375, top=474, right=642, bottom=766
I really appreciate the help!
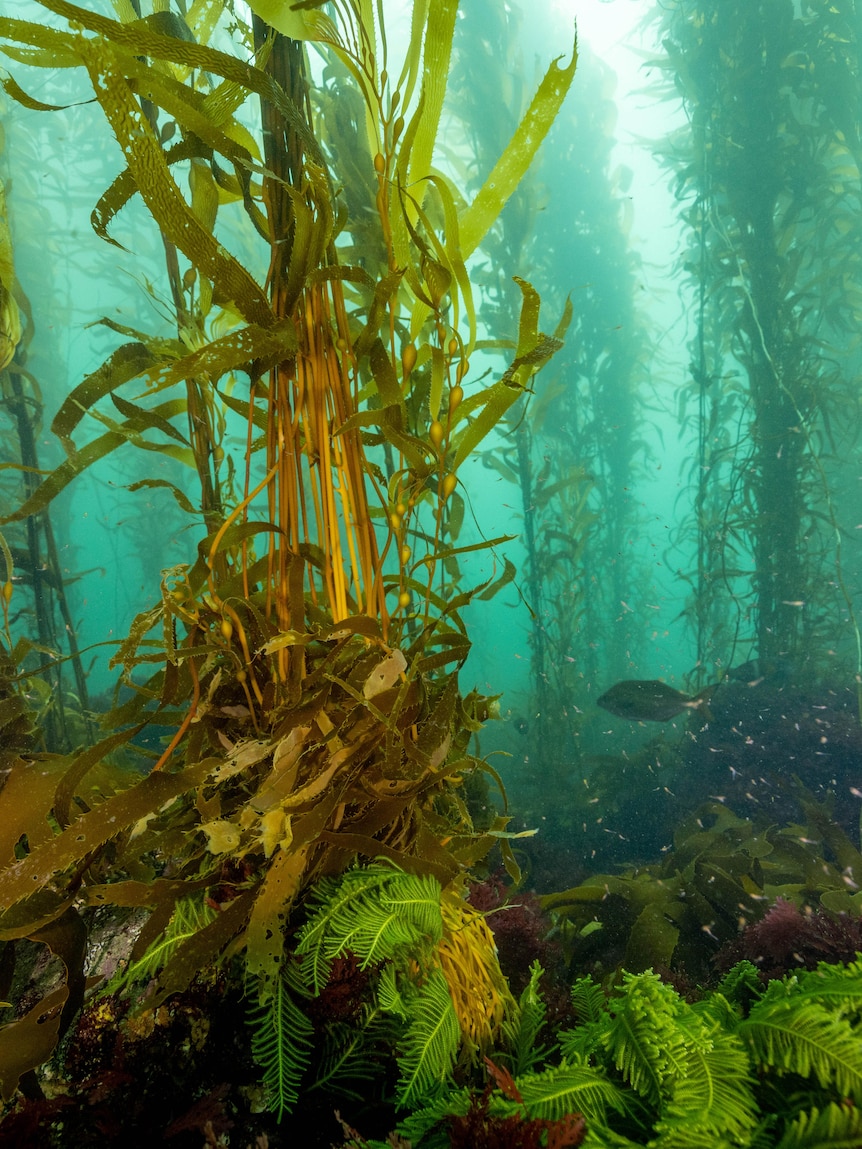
left=383, top=958, right=862, bottom=1148
left=766, top=958, right=862, bottom=1016
left=296, top=862, right=444, bottom=993
left=247, top=861, right=482, bottom=1120
left=105, top=896, right=217, bottom=997
left=738, top=997, right=862, bottom=1100
left=500, top=959, right=553, bottom=1077
left=247, top=976, right=314, bottom=1122
left=715, top=960, right=763, bottom=1011
left=572, top=972, right=608, bottom=1026
left=396, top=1087, right=472, bottom=1147
left=377, top=963, right=408, bottom=1019
left=562, top=974, right=611, bottom=1062
left=310, top=1010, right=397, bottom=1101
left=592, top=971, right=758, bottom=1144
left=515, top=1059, right=627, bottom=1125
left=654, top=1018, right=758, bottom=1144
left=602, top=972, right=697, bottom=1109
left=394, top=968, right=461, bottom=1110
left=774, top=1102, right=862, bottom=1149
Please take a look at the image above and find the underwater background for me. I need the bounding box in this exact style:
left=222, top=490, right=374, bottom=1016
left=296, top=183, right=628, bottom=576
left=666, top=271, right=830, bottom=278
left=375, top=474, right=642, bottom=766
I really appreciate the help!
left=3, top=0, right=862, bottom=1145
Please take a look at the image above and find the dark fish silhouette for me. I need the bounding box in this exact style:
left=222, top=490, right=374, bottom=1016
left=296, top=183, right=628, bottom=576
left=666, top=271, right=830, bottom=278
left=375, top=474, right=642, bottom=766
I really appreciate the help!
left=596, top=679, right=714, bottom=722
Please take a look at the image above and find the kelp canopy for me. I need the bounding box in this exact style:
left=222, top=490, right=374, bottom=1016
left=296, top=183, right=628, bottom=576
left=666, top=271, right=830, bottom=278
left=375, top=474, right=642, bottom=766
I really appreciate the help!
left=0, top=0, right=576, bottom=1105
left=653, top=0, right=862, bottom=683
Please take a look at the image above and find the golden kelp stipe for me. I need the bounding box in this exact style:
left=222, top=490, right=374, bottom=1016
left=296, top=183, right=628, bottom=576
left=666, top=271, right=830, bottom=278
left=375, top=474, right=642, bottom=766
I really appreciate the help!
left=262, top=275, right=385, bottom=631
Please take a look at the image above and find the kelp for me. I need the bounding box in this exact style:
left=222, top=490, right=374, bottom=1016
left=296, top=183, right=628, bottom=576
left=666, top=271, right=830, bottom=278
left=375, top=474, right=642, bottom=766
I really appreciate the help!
left=249, top=0, right=577, bottom=269
left=0, top=622, right=520, bottom=1100
left=652, top=0, right=862, bottom=681
left=543, top=795, right=862, bottom=980
left=0, top=1, right=574, bottom=615
left=445, top=23, right=646, bottom=855
left=0, top=123, right=92, bottom=752
left=0, top=177, right=20, bottom=373
left=0, top=0, right=576, bottom=1104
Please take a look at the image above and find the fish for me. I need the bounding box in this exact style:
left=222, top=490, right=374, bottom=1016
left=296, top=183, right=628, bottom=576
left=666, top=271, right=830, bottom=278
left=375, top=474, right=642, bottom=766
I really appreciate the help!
left=596, top=679, right=714, bottom=722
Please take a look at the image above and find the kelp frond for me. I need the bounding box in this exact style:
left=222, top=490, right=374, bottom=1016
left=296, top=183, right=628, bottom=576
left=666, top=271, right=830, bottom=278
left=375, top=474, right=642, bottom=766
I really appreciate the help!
left=0, top=0, right=574, bottom=1113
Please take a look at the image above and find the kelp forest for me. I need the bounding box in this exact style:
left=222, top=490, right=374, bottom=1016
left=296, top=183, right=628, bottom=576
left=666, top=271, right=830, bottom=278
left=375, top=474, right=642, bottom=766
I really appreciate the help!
left=3, top=1, right=862, bottom=1147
